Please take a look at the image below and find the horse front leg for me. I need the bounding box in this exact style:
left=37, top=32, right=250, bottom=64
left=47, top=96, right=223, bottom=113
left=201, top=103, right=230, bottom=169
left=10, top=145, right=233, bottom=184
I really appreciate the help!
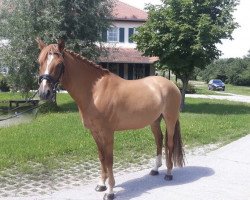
left=91, top=131, right=108, bottom=192
left=96, top=148, right=108, bottom=192
left=92, top=130, right=115, bottom=200
left=103, top=132, right=115, bottom=200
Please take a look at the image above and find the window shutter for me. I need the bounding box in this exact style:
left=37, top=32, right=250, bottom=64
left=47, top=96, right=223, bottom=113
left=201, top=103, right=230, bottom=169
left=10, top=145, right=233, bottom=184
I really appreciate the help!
left=102, top=30, right=107, bottom=42
left=129, top=28, right=134, bottom=43
left=119, top=28, right=125, bottom=42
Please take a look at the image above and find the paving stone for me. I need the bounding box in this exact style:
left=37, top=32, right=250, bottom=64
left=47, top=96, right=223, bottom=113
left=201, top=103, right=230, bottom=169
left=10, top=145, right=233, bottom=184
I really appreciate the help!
left=0, top=155, right=154, bottom=198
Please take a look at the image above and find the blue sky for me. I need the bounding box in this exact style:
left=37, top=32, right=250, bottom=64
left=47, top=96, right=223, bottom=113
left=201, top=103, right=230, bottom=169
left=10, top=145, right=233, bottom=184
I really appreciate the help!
left=120, top=0, right=250, bottom=58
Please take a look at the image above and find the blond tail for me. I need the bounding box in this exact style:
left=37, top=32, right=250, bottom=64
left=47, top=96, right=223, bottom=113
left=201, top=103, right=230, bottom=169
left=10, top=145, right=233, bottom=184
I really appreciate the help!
left=173, top=119, right=185, bottom=167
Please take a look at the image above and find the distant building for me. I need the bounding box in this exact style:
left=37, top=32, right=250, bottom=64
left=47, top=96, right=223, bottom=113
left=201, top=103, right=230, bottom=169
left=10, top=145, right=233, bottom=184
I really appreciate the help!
left=98, top=0, right=158, bottom=79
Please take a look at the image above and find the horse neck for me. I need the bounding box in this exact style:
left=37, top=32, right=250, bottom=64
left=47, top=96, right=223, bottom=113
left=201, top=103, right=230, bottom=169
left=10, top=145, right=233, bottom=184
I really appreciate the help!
left=61, top=51, right=106, bottom=108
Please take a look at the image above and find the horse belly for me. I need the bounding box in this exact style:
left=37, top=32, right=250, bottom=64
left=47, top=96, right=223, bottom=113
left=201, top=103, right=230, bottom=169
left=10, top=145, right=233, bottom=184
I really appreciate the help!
left=115, top=107, right=162, bottom=131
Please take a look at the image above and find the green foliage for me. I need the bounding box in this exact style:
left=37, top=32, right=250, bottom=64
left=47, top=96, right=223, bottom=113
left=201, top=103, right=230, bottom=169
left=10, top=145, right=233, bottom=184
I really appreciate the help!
left=133, top=0, right=239, bottom=107
left=0, top=73, right=9, bottom=92
left=58, top=0, right=113, bottom=58
left=200, top=57, right=250, bottom=86
left=0, top=0, right=113, bottom=94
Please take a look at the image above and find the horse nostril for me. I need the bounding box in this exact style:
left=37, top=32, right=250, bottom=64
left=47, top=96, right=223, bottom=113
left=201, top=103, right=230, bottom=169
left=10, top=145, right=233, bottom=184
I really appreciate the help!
left=46, top=90, right=51, bottom=99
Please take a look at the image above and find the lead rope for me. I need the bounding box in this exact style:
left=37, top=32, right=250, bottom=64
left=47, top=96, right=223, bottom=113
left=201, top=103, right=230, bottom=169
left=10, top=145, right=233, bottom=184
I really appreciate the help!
left=0, top=90, right=46, bottom=122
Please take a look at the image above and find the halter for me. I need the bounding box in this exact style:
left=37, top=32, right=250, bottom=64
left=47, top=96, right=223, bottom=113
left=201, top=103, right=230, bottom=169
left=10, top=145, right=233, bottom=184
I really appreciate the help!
left=38, top=51, right=65, bottom=93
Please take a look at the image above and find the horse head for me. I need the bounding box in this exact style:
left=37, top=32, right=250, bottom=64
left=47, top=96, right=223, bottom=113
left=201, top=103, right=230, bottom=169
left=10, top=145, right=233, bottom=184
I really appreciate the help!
left=36, top=38, right=65, bottom=101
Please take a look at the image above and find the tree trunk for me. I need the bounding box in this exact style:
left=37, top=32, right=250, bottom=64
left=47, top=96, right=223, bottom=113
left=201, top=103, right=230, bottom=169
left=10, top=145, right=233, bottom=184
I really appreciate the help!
left=180, top=78, right=189, bottom=111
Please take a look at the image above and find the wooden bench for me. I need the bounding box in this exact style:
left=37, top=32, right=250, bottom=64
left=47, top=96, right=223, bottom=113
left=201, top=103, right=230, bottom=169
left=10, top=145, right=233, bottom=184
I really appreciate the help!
left=9, top=100, right=39, bottom=108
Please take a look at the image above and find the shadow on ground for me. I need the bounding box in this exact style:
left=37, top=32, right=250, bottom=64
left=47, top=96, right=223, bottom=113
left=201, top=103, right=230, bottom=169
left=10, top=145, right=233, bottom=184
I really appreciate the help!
left=116, top=166, right=214, bottom=200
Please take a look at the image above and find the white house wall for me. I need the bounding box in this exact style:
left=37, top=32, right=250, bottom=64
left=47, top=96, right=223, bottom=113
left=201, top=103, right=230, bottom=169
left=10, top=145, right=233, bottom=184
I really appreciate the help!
left=105, top=21, right=144, bottom=48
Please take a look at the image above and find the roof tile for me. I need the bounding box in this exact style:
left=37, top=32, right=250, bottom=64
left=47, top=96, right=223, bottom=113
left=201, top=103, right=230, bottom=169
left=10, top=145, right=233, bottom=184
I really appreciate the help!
left=112, top=1, right=148, bottom=21
left=99, top=48, right=158, bottom=64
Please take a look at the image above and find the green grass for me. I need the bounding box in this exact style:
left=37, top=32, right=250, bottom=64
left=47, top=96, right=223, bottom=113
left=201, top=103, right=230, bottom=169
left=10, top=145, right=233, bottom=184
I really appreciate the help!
left=0, top=93, right=249, bottom=172
left=181, top=98, right=250, bottom=146
left=225, top=84, right=250, bottom=96
left=0, top=92, right=28, bottom=100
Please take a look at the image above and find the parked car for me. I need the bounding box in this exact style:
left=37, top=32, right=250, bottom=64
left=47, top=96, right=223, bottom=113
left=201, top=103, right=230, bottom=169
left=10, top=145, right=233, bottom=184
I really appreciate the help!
left=208, top=79, right=225, bottom=91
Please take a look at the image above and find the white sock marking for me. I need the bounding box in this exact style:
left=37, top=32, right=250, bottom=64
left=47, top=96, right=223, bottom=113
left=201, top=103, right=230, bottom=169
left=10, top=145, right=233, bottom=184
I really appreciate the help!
left=153, top=155, right=162, bottom=171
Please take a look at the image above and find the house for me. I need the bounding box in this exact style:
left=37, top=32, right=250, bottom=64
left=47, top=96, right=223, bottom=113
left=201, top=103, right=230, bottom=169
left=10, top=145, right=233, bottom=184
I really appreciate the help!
left=98, top=0, right=158, bottom=80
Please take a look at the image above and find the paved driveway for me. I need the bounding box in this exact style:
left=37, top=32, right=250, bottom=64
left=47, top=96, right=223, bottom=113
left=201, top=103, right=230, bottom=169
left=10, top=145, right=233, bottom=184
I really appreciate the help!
left=7, top=135, right=250, bottom=200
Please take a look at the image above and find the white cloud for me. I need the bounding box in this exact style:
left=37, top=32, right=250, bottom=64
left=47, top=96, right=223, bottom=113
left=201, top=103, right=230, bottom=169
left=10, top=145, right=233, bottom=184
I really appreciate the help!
left=218, top=0, right=250, bottom=58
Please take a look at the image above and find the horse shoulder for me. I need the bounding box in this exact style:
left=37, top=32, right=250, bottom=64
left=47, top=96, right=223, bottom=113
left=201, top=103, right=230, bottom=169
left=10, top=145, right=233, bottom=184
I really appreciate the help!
left=87, top=75, right=120, bottom=128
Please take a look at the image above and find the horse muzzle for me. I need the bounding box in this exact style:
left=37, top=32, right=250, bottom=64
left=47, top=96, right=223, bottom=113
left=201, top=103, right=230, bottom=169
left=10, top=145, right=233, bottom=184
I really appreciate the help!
left=38, top=79, right=53, bottom=101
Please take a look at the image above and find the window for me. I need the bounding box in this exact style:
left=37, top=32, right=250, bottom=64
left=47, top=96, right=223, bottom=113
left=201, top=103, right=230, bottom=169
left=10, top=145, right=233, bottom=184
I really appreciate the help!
left=107, top=27, right=119, bottom=42
left=129, top=28, right=135, bottom=43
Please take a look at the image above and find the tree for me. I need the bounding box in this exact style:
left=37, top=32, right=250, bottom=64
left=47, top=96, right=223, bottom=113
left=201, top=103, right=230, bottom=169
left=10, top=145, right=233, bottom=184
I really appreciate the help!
left=246, top=50, right=250, bottom=58
left=133, top=0, right=239, bottom=109
left=0, top=0, right=113, bottom=95
left=200, top=57, right=250, bottom=86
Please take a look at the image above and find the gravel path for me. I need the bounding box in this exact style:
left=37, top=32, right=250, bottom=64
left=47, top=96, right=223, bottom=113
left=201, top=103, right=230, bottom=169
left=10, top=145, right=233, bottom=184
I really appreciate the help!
left=186, top=92, right=250, bottom=103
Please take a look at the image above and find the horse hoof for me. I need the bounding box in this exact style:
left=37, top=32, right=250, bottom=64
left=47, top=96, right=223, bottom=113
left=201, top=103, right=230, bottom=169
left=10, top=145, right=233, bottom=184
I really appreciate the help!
left=95, top=185, right=107, bottom=192
left=164, top=174, right=173, bottom=181
left=103, top=193, right=115, bottom=200
left=149, top=170, right=159, bottom=176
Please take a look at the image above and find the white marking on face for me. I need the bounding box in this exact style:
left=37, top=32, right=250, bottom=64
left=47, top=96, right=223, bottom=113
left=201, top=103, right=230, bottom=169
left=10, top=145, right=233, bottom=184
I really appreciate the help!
left=45, top=53, right=54, bottom=75
left=41, top=79, right=48, bottom=91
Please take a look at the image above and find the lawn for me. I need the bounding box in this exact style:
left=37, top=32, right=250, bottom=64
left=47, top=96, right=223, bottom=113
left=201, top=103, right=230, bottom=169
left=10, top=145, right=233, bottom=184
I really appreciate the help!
left=0, top=93, right=249, bottom=172
left=190, top=81, right=250, bottom=96
left=225, top=84, right=250, bottom=96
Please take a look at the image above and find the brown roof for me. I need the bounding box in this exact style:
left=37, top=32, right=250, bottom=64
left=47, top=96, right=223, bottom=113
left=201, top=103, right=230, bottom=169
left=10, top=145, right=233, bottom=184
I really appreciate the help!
left=99, top=48, right=158, bottom=64
left=112, top=1, right=148, bottom=22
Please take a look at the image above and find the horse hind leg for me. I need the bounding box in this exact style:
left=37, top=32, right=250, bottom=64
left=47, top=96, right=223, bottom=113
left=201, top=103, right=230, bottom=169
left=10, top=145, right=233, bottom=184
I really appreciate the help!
left=149, top=115, right=163, bottom=176
left=163, top=115, right=185, bottom=181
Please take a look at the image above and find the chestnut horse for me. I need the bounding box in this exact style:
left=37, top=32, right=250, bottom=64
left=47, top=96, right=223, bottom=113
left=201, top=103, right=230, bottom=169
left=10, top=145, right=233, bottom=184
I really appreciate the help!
left=36, top=39, right=184, bottom=200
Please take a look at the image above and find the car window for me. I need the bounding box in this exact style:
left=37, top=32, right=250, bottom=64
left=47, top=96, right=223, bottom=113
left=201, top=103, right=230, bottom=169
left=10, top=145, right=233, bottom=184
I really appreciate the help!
left=213, top=80, right=222, bottom=84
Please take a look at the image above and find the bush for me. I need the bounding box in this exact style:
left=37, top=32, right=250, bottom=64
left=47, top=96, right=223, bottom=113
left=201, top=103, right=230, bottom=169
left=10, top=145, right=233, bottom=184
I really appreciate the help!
left=176, top=82, right=196, bottom=94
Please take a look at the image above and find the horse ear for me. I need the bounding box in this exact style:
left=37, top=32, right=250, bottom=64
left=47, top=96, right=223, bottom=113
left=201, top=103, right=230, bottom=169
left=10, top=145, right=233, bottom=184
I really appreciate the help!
left=36, top=38, right=46, bottom=50
left=57, top=39, right=65, bottom=52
